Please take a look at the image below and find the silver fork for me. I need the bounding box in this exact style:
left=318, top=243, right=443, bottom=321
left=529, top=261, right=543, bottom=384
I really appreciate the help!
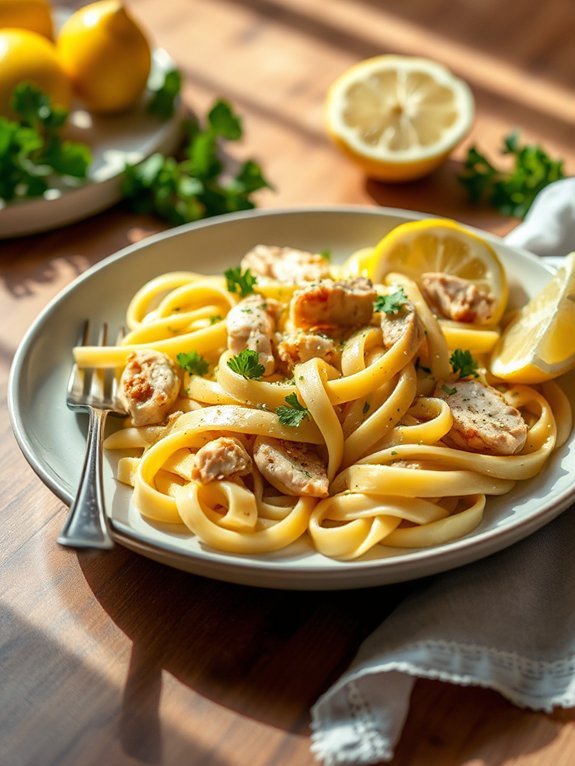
left=58, top=321, right=126, bottom=550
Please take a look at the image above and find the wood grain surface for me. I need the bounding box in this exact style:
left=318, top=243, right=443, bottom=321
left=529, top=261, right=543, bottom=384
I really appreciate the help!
left=2, top=1, right=575, bottom=765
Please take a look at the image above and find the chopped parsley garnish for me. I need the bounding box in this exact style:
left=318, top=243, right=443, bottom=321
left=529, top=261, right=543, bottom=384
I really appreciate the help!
left=209, top=314, right=222, bottom=324
left=224, top=266, right=257, bottom=297
left=319, top=248, right=332, bottom=261
left=227, top=349, right=265, bottom=379
left=442, top=384, right=458, bottom=396
left=362, top=401, right=371, bottom=414
left=450, top=349, right=479, bottom=379
left=176, top=351, right=209, bottom=376
left=374, top=287, right=407, bottom=315
left=276, top=393, right=310, bottom=427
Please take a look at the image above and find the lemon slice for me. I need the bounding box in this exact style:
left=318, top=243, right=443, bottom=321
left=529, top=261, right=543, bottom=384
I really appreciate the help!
left=490, top=253, right=575, bottom=383
left=370, top=218, right=508, bottom=325
left=325, top=55, right=474, bottom=182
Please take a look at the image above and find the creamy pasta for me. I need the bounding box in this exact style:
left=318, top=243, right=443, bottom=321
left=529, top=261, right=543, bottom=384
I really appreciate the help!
left=74, top=240, right=572, bottom=560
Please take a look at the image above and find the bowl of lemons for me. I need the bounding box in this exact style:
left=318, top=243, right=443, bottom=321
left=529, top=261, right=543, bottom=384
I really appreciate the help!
left=0, top=0, right=185, bottom=237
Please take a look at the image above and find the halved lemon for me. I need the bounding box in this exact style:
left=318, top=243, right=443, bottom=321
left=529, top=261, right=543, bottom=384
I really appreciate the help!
left=370, top=218, right=508, bottom=326
left=490, top=253, right=575, bottom=383
left=325, top=55, right=474, bottom=182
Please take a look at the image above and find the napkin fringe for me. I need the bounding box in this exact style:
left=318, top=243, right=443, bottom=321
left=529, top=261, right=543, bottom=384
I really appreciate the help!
left=311, top=640, right=575, bottom=765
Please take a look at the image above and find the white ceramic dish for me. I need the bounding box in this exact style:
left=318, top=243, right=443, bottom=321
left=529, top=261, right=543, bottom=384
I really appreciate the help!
left=8, top=206, right=575, bottom=589
left=0, top=47, right=185, bottom=239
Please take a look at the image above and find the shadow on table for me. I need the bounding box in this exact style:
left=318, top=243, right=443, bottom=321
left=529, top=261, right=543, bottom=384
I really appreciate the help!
left=75, top=546, right=408, bottom=740
left=70, top=545, right=570, bottom=765
left=0, top=603, right=227, bottom=766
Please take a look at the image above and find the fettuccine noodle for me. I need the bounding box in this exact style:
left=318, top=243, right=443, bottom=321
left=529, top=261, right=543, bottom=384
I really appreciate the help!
left=74, top=240, right=571, bottom=561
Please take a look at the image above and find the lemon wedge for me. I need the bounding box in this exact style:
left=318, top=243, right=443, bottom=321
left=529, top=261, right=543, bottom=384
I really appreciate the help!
left=490, top=253, right=575, bottom=383
left=325, top=55, right=474, bottom=182
left=369, top=218, right=508, bottom=325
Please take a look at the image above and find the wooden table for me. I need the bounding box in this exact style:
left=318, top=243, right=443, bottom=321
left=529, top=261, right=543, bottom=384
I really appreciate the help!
left=2, top=1, right=575, bottom=764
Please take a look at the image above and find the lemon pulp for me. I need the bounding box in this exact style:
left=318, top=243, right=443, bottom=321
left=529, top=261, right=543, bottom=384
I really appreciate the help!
left=490, top=252, right=575, bottom=383
left=326, top=55, right=474, bottom=182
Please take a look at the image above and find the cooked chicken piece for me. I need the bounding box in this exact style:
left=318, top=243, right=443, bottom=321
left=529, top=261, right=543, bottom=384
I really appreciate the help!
left=420, top=272, right=496, bottom=325
left=241, top=244, right=332, bottom=283
left=276, top=330, right=340, bottom=373
left=253, top=437, right=329, bottom=497
left=192, top=436, right=253, bottom=483
left=435, top=378, right=527, bottom=455
left=226, top=295, right=281, bottom=376
left=290, top=277, right=376, bottom=333
left=120, top=350, right=180, bottom=426
left=380, top=301, right=425, bottom=350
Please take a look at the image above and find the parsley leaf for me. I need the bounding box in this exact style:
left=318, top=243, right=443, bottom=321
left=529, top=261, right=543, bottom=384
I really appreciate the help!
left=319, top=249, right=332, bottom=261
left=374, top=287, right=407, bottom=314
left=227, top=349, right=265, bottom=379
left=0, top=83, right=91, bottom=204
left=441, top=384, right=458, bottom=396
left=276, top=393, right=310, bottom=427
left=122, top=97, right=272, bottom=224
left=458, top=131, right=565, bottom=219
left=450, top=349, right=479, bottom=379
left=176, top=351, right=209, bottom=376
left=224, top=266, right=257, bottom=297
left=147, top=68, right=182, bottom=119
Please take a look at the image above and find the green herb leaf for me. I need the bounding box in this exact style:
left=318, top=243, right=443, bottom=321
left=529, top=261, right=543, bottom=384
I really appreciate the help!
left=450, top=349, right=479, bottom=379
left=227, top=349, right=265, bottom=379
left=374, top=287, right=407, bottom=314
left=441, top=384, right=458, bottom=396
left=458, top=131, right=565, bottom=219
left=224, top=266, right=257, bottom=297
left=176, top=351, right=209, bottom=376
left=0, top=83, right=91, bottom=204
left=276, top=393, right=310, bottom=427
left=122, top=97, right=272, bottom=224
left=208, top=99, right=243, bottom=140
left=147, top=68, right=182, bottom=119
left=319, top=249, right=332, bottom=261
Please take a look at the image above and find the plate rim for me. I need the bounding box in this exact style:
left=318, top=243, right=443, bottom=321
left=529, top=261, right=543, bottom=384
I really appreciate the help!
left=8, top=204, right=574, bottom=588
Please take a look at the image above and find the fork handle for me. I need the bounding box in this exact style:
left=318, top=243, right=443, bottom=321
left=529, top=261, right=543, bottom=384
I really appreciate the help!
left=58, top=408, right=114, bottom=550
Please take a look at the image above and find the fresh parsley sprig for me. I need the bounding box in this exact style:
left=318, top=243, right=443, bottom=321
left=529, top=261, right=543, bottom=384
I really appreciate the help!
left=0, top=83, right=92, bottom=203
left=450, top=349, right=479, bottom=379
left=276, top=393, right=310, bottom=427
left=224, top=266, right=257, bottom=297
left=121, top=98, right=272, bottom=225
left=458, top=131, right=565, bottom=219
left=227, top=349, right=265, bottom=379
left=374, top=287, right=407, bottom=315
left=176, top=351, right=209, bottom=376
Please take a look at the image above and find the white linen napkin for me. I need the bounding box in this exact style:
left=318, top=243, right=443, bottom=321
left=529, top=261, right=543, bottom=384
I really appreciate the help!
left=310, top=177, right=575, bottom=765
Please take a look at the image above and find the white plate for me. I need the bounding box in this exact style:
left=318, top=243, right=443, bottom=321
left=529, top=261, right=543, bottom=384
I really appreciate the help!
left=8, top=207, right=575, bottom=589
left=0, top=47, right=185, bottom=238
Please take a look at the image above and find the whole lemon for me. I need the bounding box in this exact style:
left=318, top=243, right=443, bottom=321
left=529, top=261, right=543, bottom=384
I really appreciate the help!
left=57, top=0, right=152, bottom=114
left=0, top=29, right=71, bottom=118
left=0, top=0, right=54, bottom=40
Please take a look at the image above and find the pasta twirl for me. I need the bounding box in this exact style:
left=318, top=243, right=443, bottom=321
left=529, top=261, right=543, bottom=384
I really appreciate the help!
left=74, top=241, right=571, bottom=561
